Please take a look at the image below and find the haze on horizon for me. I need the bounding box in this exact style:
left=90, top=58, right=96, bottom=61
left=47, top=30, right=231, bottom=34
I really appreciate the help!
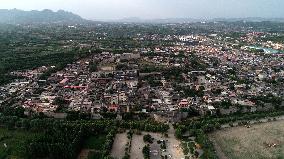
left=0, top=0, right=284, bottom=20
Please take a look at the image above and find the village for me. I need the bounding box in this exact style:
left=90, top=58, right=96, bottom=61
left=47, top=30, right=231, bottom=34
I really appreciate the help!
left=1, top=30, right=284, bottom=124
left=1, top=1, right=284, bottom=158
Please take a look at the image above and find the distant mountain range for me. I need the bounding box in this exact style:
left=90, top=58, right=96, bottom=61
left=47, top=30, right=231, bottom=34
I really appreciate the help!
left=111, top=17, right=201, bottom=23
left=0, top=9, right=86, bottom=24
left=212, top=17, right=284, bottom=23
left=1, top=9, right=284, bottom=24
left=111, top=17, right=284, bottom=23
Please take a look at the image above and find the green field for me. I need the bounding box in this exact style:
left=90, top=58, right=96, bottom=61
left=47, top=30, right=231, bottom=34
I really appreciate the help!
left=0, top=128, right=39, bottom=159
left=210, top=120, right=284, bottom=159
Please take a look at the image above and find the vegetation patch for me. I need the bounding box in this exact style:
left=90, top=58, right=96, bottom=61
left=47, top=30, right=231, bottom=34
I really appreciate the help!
left=210, top=120, right=284, bottom=159
left=0, top=128, right=39, bottom=159
left=83, top=135, right=107, bottom=150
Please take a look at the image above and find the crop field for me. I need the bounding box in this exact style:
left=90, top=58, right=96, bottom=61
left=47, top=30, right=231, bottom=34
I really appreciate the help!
left=209, top=120, right=284, bottom=159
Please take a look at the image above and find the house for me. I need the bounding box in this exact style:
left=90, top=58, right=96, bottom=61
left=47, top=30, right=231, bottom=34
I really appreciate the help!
left=179, top=99, right=189, bottom=108
left=111, top=95, right=119, bottom=104
left=207, top=105, right=216, bottom=115
left=108, top=104, right=119, bottom=112
left=120, top=53, right=141, bottom=61
left=119, top=92, right=127, bottom=102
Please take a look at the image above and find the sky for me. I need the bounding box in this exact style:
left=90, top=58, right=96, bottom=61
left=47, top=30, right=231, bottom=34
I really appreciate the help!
left=1, top=0, right=284, bottom=20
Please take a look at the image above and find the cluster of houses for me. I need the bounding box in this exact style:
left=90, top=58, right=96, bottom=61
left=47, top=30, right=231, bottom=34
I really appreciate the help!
left=135, top=33, right=284, bottom=121
left=1, top=31, right=284, bottom=122
left=15, top=52, right=141, bottom=118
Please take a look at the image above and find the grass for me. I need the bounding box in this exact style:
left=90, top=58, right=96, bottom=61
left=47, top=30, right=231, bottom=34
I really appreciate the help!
left=83, top=135, right=107, bottom=150
left=210, top=120, right=284, bottom=159
left=0, top=128, right=39, bottom=159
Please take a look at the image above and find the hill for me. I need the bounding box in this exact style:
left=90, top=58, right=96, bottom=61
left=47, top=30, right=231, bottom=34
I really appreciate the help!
left=0, top=9, right=86, bottom=24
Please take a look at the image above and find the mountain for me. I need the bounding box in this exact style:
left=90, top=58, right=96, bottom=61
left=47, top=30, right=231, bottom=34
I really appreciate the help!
left=0, top=9, right=86, bottom=24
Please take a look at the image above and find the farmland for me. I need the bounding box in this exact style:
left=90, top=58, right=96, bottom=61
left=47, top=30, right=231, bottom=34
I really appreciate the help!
left=210, top=120, right=284, bottom=159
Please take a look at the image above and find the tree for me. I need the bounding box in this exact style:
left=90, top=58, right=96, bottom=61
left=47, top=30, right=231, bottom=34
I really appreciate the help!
left=142, top=145, right=150, bottom=159
left=143, top=134, right=153, bottom=143
left=89, top=62, right=98, bottom=72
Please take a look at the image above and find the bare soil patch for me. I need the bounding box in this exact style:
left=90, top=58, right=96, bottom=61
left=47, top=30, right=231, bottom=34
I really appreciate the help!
left=111, top=133, right=128, bottom=159
left=130, top=134, right=145, bottom=159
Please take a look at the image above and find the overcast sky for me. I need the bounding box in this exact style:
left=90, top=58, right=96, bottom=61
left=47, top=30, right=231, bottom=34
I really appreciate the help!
left=1, top=0, right=284, bottom=20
